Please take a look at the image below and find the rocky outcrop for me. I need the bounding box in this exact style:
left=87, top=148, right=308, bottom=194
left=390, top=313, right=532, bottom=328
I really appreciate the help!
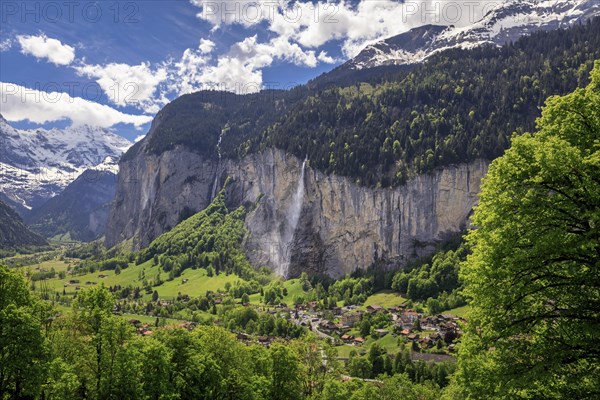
left=107, top=146, right=488, bottom=278
left=105, top=147, right=217, bottom=250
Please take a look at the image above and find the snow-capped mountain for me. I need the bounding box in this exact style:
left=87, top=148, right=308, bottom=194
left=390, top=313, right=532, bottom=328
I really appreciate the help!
left=346, top=0, right=599, bottom=70
left=0, top=114, right=131, bottom=213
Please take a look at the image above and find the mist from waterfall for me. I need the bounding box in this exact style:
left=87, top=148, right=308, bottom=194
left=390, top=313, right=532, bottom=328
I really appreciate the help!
left=277, top=158, right=307, bottom=278
left=210, top=134, right=223, bottom=201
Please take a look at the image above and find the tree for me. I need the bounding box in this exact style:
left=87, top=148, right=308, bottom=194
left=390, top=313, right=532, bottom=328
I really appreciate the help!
left=152, top=290, right=159, bottom=302
left=0, top=265, right=48, bottom=399
left=241, top=293, right=250, bottom=304
left=270, top=343, right=302, bottom=400
left=455, top=62, right=600, bottom=399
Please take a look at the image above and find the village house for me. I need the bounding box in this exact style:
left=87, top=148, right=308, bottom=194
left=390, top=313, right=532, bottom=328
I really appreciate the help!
left=319, top=320, right=338, bottom=333
left=407, top=333, right=420, bottom=342
left=366, top=305, right=386, bottom=314
left=341, top=311, right=363, bottom=327
left=374, top=329, right=390, bottom=338
left=340, top=334, right=354, bottom=343
left=354, top=337, right=365, bottom=345
left=398, top=310, right=420, bottom=328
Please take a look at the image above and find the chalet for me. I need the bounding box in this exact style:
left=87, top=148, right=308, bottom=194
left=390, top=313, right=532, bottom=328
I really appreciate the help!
left=257, top=336, right=276, bottom=346
left=418, top=337, right=434, bottom=348
left=332, top=306, right=343, bottom=316
left=399, top=310, right=419, bottom=327
left=374, top=329, right=390, bottom=338
left=341, top=311, right=362, bottom=327
left=340, top=334, right=354, bottom=343
left=98, top=274, right=108, bottom=278
left=407, top=333, right=420, bottom=341
left=354, top=337, right=365, bottom=345
left=366, top=305, right=386, bottom=314
left=319, top=320, right=337, bottom=332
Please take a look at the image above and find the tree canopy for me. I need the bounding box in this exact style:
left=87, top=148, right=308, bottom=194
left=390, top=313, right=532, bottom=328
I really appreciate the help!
left=454, top=61, right=600, bottom=399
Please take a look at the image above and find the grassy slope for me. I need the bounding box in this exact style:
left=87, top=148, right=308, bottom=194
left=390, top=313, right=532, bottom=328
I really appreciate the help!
left=25, top=259, right=242, bottom=300
left=360, top=290, right=408, bottom=309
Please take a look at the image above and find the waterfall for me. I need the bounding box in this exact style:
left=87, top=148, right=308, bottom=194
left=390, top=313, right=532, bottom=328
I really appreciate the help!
left=278, top=158, right=307, bottom=278
left=210, top=134, right=223, bottom=200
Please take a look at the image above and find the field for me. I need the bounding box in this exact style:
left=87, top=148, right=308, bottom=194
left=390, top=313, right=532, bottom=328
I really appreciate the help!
left=360, top=290, right=407, bottom=309
left=337, top=333, right=407, bottom=357
left=24, top=258, right=243, bottom=301
left=447, top=305, right=471, bottom=318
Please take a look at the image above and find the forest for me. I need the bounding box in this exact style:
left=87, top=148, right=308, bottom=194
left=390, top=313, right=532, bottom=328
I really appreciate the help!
left=128, top=18, right=600, bottom=188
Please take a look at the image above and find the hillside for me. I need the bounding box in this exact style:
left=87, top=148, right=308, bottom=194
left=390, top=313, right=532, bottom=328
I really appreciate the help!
left=25, top=167, right=118, bottom=242
left=0, top=199, right=47, bottom=250
left=122, top=19, right=600, bottom=189
left=256, top=19, right=600, bottom=186
left=107, top=19, right=600, bottom=276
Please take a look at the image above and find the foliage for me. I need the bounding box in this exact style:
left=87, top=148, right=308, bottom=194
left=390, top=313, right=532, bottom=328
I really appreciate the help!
left=454, top=62, right=600, bottom=399
left=138, top=189, right=261, bottom=282
left=0, top=264, right=49, bottom=399
left=253, top=19, right=600, bottom=187
left=392, top=243, right=467, bottom=306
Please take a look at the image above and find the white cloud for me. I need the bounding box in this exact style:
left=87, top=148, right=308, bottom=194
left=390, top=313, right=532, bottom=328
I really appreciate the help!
left=317, top=51, right=336, bottom=64
left=0, top=38, right=12, bottom=52
left=74, top=62, right=168, bottom=112
left=191, top=0, right=499, bottom=58
left=1, top=82, right=153, bottom=128
left=199, top=38, right=216, bottom=54
left=17, top=34, right=75, bottom=65
left=134, top=134, right=146, bottom=142
left=171, top=33, right=322, bottom=94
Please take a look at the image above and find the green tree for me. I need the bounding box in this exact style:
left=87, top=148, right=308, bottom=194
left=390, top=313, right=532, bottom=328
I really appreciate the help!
left=455, top=62, right=600, bottom=399
left=270, top=343, right=302, bottom=400
left=241, top=293, right=250, bottom=304
left=0, top=265, right=48, bottom=399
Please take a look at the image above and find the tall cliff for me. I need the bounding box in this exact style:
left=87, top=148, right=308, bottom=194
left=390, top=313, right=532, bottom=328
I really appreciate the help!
left=106, top=146, right=487, bottom=278
left=102, top=15, right=600, bottom=277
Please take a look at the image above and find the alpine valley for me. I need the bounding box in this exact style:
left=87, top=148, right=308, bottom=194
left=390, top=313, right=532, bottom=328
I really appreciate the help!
left=2, top=2, right=600, bottom=399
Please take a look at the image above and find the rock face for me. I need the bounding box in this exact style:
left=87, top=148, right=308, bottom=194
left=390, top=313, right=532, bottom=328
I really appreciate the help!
left=25, top=169, right=119, bottom=242
left=107, top=146, right=488, bottom=278
left=106, top=144, right=218, bottom=250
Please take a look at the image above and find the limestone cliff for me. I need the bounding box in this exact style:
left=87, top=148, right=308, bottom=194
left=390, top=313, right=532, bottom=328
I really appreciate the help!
left=107, top=145, right=487, bottom=278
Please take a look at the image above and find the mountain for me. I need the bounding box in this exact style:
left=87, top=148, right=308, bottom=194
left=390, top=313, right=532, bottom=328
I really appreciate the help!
left=0, top=115, right=131, bottom=214
left=342, top=0, right=599, bottom=70
left=0, top=199, right=47, bottom=250
left=25, top=158, right=120, bottom=242
left=106, top=20, right=600, bottom=278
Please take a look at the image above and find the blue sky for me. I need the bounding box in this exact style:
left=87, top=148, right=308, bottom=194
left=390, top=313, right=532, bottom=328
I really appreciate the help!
left=0, top=1, right=492, bottom=141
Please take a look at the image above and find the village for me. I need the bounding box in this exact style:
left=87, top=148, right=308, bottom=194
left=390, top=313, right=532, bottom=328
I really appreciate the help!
left=123, top=291, right=465, bottom=367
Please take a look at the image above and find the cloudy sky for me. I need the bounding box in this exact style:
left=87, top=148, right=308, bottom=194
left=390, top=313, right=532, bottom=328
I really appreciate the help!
left=0, top=0, right=496, bottom=141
